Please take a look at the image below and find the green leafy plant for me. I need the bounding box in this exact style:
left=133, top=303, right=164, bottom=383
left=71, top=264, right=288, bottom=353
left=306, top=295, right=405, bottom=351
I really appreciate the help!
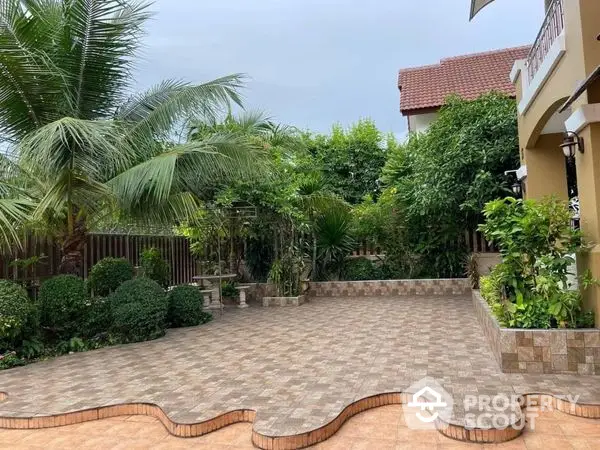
left=221, top=281, right=237, bottom=298
left=167, top=285, right=211, bottom=328
left=109, top=278, right=168, bottom=342
left=88, top=257, right=134, bottom=296
left=20, top=338, right=45, bottom=360
left=480, top=196, right=592, bottom=329
left=268, top=247, right=305, bottom=297
left=140, top=248, right=171, bottom=288
left=0, top=351, right=25, bottom=370
left=314, top=207, right=356, bottom=280
left=80, top=297, right=113, bottom=340
left=56, top=337, right=87, bottom=354
left=302, top=119, right=390, bottom=205
left=38, top=275, right=88, bottom=339
left=380, top=93, right=519, bottom=279
left=464, top=253, right=480, bottom=289
left=341, top=258, right=383, bottom=281
left=0, top=280, right=34, bottom=347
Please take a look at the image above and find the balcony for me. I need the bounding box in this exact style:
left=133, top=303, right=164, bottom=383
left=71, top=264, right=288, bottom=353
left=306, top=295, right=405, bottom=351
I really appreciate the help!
left=514, top=0, right=567, bottom=115
left=526, top=0, right=564, bottom=82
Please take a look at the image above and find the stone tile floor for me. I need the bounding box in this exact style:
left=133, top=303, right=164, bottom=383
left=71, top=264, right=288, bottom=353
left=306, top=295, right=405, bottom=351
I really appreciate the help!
left=0, top=296, right=599, bottom=438
left=1, top=406, right=598, bottom=449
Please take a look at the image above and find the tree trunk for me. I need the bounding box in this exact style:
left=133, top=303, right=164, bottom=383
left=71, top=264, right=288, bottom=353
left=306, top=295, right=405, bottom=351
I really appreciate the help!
left=58, top=215, right=87, bottom=275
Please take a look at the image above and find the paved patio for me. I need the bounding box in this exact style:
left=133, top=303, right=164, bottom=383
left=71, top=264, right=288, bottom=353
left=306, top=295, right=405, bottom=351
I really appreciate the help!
left=0, top=296, right=599, bottom=443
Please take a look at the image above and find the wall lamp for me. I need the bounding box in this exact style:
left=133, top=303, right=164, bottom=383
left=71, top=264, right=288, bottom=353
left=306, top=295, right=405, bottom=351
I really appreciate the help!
left=560, top=131, right=584, bottom=158
left=504, top=169, right=522, bottom=198
left=511, top=182, right=522, bottom=197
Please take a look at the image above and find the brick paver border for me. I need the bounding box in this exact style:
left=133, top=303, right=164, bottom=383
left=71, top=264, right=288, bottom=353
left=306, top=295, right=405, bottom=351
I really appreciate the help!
left=1, top=391, right=598, bottom=449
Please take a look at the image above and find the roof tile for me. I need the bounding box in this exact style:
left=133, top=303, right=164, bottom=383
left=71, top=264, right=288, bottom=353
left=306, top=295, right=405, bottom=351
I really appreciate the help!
left=398, top=46, right=531, bottom=113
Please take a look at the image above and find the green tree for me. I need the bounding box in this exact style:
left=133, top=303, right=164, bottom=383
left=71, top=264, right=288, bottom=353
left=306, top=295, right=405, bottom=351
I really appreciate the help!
left=303, top=119, right=392, bottom=204
left=0, top=0, right=265, bottom=271
left=381, top=92, right=520, bottom=278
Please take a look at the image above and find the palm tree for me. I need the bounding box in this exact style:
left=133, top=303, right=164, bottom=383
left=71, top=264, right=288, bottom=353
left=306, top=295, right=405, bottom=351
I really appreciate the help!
left=0, top=0, right=265, bottom=272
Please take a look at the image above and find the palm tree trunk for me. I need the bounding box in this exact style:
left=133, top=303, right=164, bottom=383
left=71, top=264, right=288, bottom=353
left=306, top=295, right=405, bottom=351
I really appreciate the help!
left=58, top=214, right=87, bottom=275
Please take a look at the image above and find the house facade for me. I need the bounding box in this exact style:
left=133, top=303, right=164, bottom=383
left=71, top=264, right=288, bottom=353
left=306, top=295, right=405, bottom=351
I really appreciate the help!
left=509, top=0, right=600, bottom=322
left=398, top=46, right=530, bottom=132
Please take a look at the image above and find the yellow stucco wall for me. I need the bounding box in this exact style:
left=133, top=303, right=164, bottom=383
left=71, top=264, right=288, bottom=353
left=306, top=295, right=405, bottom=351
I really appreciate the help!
left=515, top=0, right=600, bottom=322
left=522, top=133, right=568, bottom=200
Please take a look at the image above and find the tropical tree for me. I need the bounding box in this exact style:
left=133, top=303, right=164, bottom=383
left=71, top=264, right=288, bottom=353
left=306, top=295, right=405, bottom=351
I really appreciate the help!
left=302, top=119, right=393, bottom=205
left=381, top=92, right=519, bottom=278
left=0, top=0, right=265, bottom=272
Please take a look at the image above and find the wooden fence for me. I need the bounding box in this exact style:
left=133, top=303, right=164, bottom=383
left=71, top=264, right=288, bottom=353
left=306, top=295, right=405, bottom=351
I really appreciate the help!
left=2, top=230, right=497, bottom=284
left=0, top=233, right=196, bottom=286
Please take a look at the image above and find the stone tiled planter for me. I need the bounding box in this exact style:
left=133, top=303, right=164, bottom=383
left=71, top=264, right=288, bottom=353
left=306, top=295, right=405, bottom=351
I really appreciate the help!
left=308, top=279, right=470, bottom=298
left=262, top=295, right=306, bottom=307
left=472, top=290, right=600, bottom=375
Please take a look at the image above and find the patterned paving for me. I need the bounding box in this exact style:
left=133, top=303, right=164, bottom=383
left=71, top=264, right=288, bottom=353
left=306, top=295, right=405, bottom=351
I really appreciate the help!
left=0, top=296, right=599, bottom=439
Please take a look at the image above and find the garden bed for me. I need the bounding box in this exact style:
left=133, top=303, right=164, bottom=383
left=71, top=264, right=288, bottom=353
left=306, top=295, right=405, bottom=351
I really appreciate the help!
left=472, top=290, right=600, bottom=375
left=308, top=279, right=470, bottom=298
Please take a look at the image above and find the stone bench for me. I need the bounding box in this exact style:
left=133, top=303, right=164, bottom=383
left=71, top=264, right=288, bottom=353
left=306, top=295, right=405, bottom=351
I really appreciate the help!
left=235, top=285, right=251, bottom=308
left=199, top=289, right=213, bottom=308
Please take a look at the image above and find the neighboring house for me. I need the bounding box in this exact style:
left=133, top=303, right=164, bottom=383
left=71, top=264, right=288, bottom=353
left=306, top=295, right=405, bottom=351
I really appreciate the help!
left=398, top=46, right=530, bottom=133
left=505, top=0, right=600, bottom=322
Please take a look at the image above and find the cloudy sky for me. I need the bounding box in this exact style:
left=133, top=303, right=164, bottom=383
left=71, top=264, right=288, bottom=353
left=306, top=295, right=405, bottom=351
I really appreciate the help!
left=135, top=0, right=544, bottom=135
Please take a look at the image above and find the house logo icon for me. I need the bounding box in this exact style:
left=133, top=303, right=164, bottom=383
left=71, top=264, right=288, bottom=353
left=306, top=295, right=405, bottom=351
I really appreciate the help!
left=402, top=377, right=454, bottom=430
left=407, top=386, right=448, bottom=423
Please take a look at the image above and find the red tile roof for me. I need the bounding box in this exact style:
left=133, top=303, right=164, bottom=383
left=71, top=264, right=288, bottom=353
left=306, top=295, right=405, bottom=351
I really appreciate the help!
left=398, top=45, right=531, bottom=114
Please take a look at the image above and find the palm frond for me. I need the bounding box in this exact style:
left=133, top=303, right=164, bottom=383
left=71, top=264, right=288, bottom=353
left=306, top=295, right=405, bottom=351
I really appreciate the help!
left=112, top=191, right=199, bottom=226
left=108, top=132, right=268, bottom=211
left=18, top=117, right=132, bottom=180
left=57, top=0, right=152, bottom=118
left=0, top=196, right=35, bottom=250
left=0, top=0, right=63, bottom=139
left=33, top=169, right=112, bottom=221
left=119, top=75, right=246, bottom=148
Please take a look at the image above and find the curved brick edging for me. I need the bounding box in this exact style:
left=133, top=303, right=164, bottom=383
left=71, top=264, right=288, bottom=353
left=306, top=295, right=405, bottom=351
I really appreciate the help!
left=0, top=392, right=598, bottom=449
left=250, top=393, right=523, bottom=449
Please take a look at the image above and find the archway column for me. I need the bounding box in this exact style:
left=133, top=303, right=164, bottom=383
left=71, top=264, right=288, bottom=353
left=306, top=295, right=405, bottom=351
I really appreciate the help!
left=573, top=121, right=600, bottom=322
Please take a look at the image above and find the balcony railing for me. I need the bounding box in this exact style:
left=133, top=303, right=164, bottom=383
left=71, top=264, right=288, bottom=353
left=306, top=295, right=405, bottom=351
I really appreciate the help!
left=526, top=0, right=564, bottom=82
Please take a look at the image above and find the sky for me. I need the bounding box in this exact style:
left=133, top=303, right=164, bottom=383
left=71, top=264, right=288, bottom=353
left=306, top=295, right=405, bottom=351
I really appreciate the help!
left=135, top=0, right=545, bottom=135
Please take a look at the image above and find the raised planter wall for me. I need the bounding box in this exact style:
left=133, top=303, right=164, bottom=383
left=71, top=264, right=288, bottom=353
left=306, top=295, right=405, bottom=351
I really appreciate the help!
left=262, top=295, right=306, bottom=307
left=472, top=290, right=600, bottom=375
left=308, top=279, right=471, bottom=298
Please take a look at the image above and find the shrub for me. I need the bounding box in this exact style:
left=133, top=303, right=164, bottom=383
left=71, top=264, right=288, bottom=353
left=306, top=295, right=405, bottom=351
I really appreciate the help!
left=110, top=278, right=168, bottom=342
left=221, top=281, right=237, bottom=298
left=140, top=248, right=170, bottom=288
left=88, top=257, right=134, bottom=296
left=38, top=275, right=87, bottom=339
left=80, top=297, right=113, bottom=339
left=167, top=285, right=211, bottom=328
left=341, top=258, right=383, bottom=281
left=480, top=197, right=591, bottom=329
left=0, top=280, right=33, bottom=346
